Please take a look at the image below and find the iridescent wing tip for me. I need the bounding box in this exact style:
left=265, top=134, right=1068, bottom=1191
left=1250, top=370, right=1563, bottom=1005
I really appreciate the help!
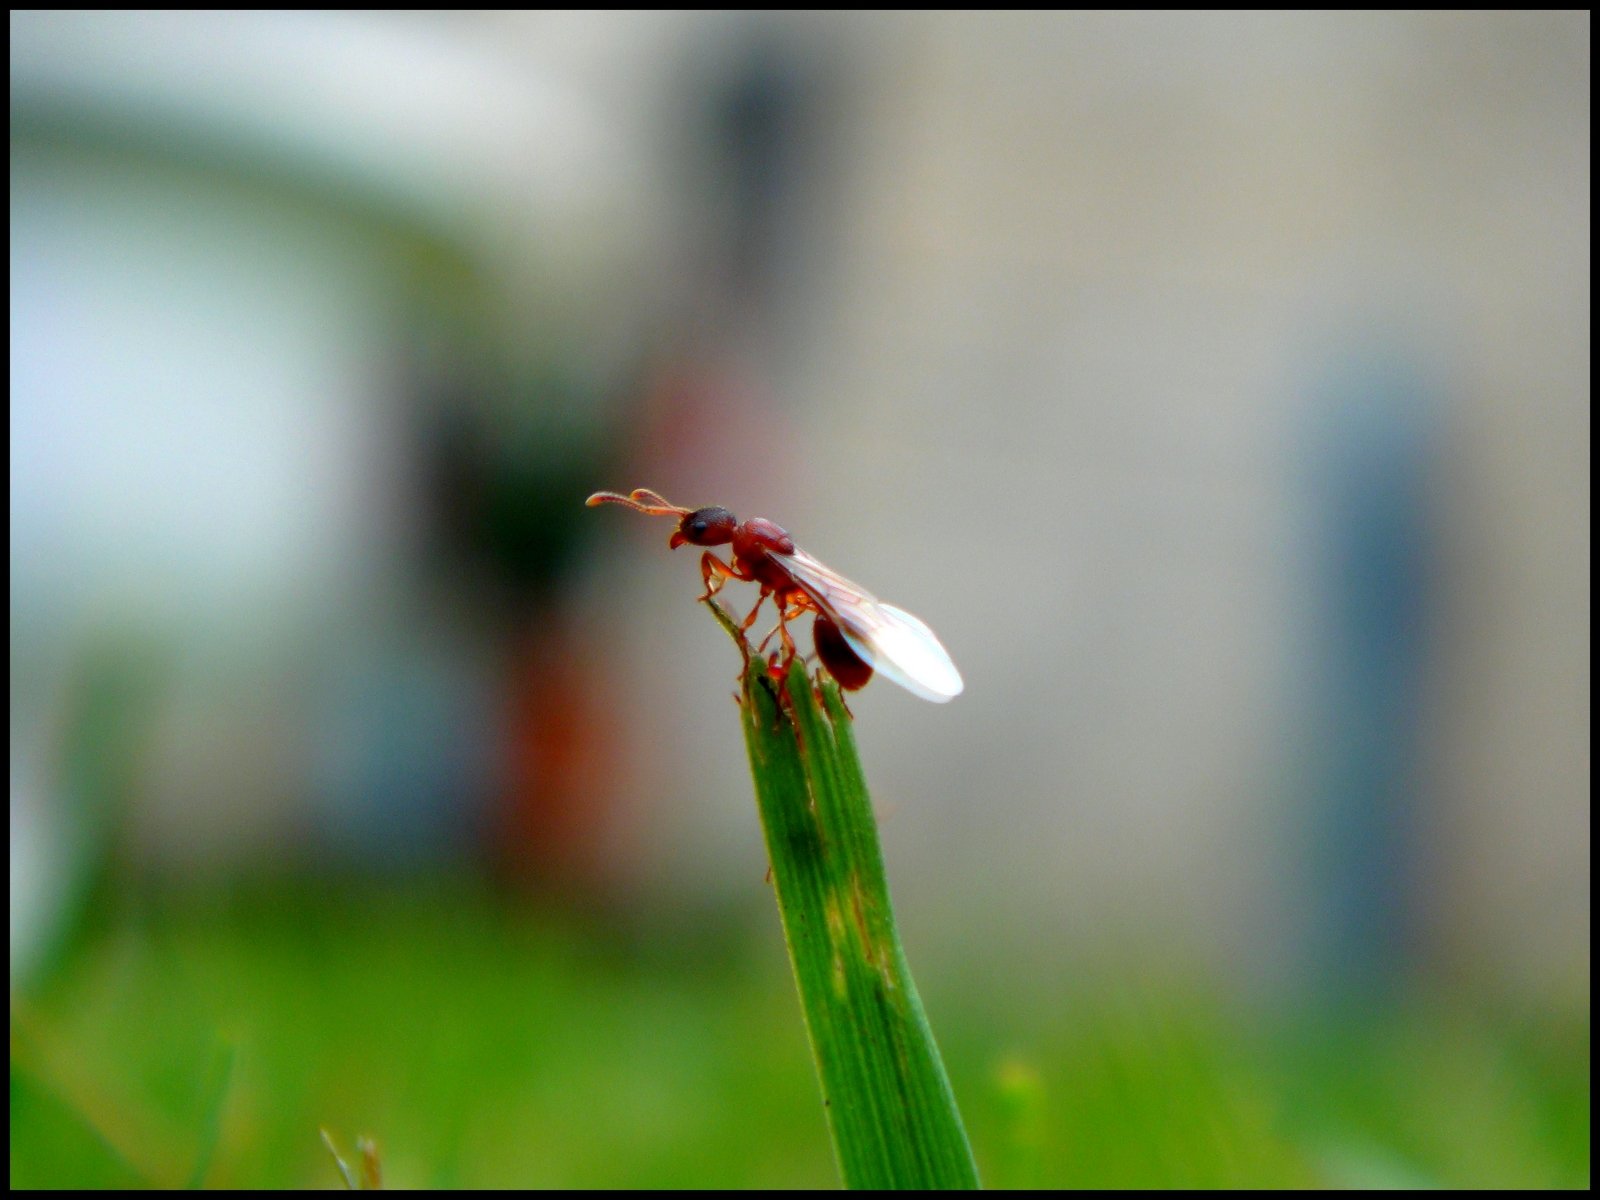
left=841, top=603, right=964, bottom=703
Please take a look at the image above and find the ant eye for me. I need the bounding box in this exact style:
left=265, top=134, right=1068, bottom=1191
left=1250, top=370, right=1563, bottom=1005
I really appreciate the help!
left=680, top=506, right=736, bottom=546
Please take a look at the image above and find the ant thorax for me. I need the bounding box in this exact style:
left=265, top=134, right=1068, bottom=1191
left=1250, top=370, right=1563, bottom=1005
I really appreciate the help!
left=733, top=518, right=795, bottom=562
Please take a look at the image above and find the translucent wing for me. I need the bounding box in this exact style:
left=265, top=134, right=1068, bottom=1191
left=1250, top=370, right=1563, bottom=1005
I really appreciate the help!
left=773, top=547, right=964, bottom=703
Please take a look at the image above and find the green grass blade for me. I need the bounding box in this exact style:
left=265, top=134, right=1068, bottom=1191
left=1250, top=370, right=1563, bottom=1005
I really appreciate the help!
left=712, top=603, right=979, bottom=1189
left=186, top=1036, right=236, bottom=1187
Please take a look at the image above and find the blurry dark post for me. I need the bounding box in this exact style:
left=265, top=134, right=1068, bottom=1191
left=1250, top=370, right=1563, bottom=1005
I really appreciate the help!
left=709, top=33, right=819, bottom=327
left=406, top=364, right=622, bottom=893
left=564, top=26, right=847, bottom=899
left=1292, top=342, right=1442, bottom=1000
left=618, top=25, right=841, bottom=499
left=393, top=27, right=848, bottom=898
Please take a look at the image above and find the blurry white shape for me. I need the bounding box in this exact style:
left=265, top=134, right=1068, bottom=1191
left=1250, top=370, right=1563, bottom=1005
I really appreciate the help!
left=9, top=755, right=57, bottom=982
left=10, top=160, right=393, bottom=631
left=9, top=8, right=656, bottom=640
left=8, top=11, right=648, bottom=259
left=8, top=710, right=84, bottom=985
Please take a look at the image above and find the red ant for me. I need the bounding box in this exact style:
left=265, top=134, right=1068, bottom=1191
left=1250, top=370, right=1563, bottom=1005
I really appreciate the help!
left=587, top=488, right=962, bottom=702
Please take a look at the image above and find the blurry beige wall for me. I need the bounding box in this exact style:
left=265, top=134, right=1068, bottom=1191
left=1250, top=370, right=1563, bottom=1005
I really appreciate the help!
left=540, top=12, right=1587, bottom=1000
left=12, top=13, right=1586, bottom=1002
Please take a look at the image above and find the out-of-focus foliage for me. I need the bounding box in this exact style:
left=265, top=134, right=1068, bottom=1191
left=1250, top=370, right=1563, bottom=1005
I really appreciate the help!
left=9, top=881, right=1588, bottom=1189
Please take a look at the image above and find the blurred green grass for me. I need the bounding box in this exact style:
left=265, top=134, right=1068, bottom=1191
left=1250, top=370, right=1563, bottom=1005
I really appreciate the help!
left=10, top=878, right=1589, bottom=1188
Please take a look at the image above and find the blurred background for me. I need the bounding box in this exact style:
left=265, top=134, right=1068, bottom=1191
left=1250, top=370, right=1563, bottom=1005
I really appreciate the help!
left=10, top=11, right=1588, bottom=1188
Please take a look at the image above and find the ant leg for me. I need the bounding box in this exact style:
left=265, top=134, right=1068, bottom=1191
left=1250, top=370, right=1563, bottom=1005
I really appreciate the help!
left=698, top=552, right=749, bottom=601
left=776, top=603, right=800, bottom=661
left=739, top=589, right=769, bottom=633
left=758, top=598, right=810, bottom=653
left=755, top=617, right=786, bottom=654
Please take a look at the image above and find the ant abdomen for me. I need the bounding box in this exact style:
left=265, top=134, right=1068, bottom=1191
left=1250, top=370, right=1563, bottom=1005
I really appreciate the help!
left=813, top=614, right=873, bottom=691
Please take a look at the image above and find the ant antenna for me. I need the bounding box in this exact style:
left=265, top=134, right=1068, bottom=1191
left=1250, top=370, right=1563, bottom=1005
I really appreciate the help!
left=585, top=488, right=690, bottom=517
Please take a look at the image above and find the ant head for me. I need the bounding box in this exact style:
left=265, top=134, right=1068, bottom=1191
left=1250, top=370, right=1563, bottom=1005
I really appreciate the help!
left=670, top=506, right=737, bottom=549
left=586, top=489, right=739, bottom=550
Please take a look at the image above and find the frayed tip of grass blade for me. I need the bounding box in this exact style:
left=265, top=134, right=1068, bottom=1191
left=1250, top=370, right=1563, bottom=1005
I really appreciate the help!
left=321, top=1129, right=359, bottom=1190
left=322, top=1128, right=382, bottom=1189
left=357, top=1138, right=383, bottom=1190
